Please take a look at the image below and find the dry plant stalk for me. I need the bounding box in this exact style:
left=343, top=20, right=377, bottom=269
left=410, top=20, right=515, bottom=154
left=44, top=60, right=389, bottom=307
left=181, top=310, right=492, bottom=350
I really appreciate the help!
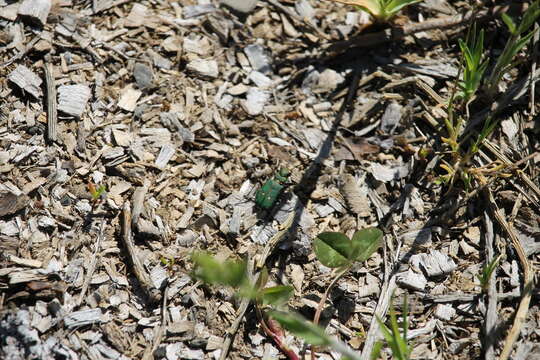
left=485, top=188, right=533, bottom=360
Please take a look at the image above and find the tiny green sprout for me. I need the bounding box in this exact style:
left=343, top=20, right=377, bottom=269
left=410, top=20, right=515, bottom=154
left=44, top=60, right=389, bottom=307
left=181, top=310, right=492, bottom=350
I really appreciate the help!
left=255, top=168, right=290, bottom=210
left=88, top=182, right=107, bottom=201
left=457, top=24, right=488, bottom=103
left=376, top=294, right=412, bottom=360
left=160, top=256, right=176, bottom=271
left=477, top=254, right=502, bottom=292
left=330, top=0, right=423, bottom=22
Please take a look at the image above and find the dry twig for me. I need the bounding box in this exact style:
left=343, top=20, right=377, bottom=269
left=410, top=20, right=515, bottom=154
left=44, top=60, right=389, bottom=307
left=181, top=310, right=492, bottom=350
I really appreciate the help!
left=43, top=61, right=57, bottom=143
left=485, top=189, right=533, bottom=360
left=121, top=201, right=162, bottom=304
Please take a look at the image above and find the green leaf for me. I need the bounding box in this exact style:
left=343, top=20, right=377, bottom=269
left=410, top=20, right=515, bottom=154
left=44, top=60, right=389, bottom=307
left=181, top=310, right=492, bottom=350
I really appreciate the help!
left=191, top=252, right=247, bottom=288
left=376, top=295, right=411, bottom=360
left=268, top=310, right=331, bottom=346
left=384, top=0, right=422, bottom=17
left=501, top=13, right=516, bottom=34
left=313, top=232, right=352, bottom=268
left=259, top=285, right=294, bottom=306
left=370, top=341, right=384, bottom=360
left=350, top=227, right=383, bottom=262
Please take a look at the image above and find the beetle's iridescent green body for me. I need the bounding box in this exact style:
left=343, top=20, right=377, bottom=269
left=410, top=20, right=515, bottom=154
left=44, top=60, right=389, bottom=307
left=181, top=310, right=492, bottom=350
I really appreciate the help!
left=255, top=168, right=290, bottom=209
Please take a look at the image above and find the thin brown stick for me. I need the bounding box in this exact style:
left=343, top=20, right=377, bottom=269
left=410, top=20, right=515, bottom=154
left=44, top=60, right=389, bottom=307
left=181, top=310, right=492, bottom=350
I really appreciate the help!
left=529, top=23, right=539, bottom=114
left=121, top=201, right=162, bottom=303
left=311, top=266, right=349, bottom=360
left=483, top=212, right=498, bottom=360
left=219, top=211, right=295, bottom=360
left=76, top=219, right=106, bottom=307
left=485, top=189, right=533, bottom=360
left=43, top=61, right=57, bottom=143
left=142, top=285, right=168, bottom=360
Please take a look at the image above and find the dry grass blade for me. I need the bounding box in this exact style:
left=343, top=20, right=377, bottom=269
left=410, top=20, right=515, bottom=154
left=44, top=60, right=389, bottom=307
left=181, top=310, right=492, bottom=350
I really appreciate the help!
left=485, top=188, right=533, bottom=360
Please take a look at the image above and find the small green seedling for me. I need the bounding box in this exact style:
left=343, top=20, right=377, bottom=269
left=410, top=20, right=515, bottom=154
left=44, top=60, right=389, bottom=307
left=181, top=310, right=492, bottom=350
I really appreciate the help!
left=191, top=253, right=365, bottom=360
left=255, top=168, right=290, bottom=210
left=457, top=24, right=488, bottom=104
left=330, top=0, right=423, bottom=22
left=313, top=228, right=383, bottom=269
left=311, top=228, right=383, bottom=357
left=87, top=182, right=107, bottom=205
left=485, top=2, right=540, bottom=97
left=373, top=295, right=411, bottom=360
left=477, top=254, right=502, bottom=293
left=191, top=252, right=298, bottom=357
left=160, top=256, right=176, bottom=272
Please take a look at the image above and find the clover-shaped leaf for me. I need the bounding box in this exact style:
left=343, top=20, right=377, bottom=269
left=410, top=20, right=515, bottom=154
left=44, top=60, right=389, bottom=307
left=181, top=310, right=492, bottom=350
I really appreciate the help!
left=313, top=232, right=352, bottom=268
left=350, top=227, right=383, bottom=262
left=314, top=228, right=383, bottom=268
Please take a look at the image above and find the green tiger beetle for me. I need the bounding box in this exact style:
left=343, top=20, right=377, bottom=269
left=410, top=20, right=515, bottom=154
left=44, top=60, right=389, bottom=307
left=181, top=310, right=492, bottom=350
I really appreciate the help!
left=255, top=168, right=291, bottom=210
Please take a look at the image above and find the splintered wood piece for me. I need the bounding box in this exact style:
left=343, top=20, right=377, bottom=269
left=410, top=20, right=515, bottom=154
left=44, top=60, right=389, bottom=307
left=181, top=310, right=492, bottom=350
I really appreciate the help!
left=43, top=62, right=57, bottom=142
left=125, top=3, right=148, bottom=28
left=121, top=201, right=161, bottom=303
left=76, top=219, right=106, bottom=306
left=18, top=0, right=51, bottom=25
left=92, top=0, right=131, bottom=13
left=64, top=309, right=103, bottom=328
left=117, top=85, right=142, bottom=112
left=8, top=65, right=43, bottom=99
left=155, top=144, right=176, bottom=169
left=57, top=84, right=91, bottom=117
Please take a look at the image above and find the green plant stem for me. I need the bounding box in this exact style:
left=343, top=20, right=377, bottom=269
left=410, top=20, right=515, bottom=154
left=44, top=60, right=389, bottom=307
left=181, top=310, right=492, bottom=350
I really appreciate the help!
left=310, top=266, right=350, bottom=360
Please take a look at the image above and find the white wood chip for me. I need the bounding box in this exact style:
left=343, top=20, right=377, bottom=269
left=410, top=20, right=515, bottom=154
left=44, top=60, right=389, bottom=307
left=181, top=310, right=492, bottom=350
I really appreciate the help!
left=125, top=3, right=147, bottom=28
left=64, top=309, right=103, bottom=328
left=155, top=143, right=176, bottom=169
left=370, top=162, right=410, bottom=182
left=150, top=265, right=168, bottom=289
left=0, top=3, right=19, bottom=20
left=410, top=250, right=457, bottom=278
left=7, top=255, right=42, bottom=268
left=268, top=137, right=292, bottom=147
left=380, top=101, right=402, bottom=133
left=117, top=85, right=142, bottom=112
left=186, top=59, right=219, bottom=79
left=8, top=65, right=43, bottom=99
left=57, top=84, right=91, bottom=117
left=434, top=304, right=456, bottom=321
left=248, top=70, right=273, bottom=88
left=396, top=269, right=427, bottom=291
left=18, top=0, right=51, bottom=25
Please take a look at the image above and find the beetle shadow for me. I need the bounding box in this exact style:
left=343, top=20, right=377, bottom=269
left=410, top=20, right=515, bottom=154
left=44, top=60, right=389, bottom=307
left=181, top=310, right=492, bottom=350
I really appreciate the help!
left=271, top=66, right=364, bottom=260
